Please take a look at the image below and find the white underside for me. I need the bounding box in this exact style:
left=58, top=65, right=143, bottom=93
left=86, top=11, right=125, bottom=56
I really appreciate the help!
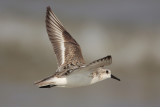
left=50, top=69, right=108, bottom=88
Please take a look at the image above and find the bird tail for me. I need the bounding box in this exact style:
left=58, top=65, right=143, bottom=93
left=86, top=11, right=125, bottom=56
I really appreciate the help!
left=34, top=75, right=56, bottom=88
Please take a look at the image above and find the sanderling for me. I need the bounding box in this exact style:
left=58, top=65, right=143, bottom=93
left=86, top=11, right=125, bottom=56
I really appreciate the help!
left=35, top=6, right=120, bottom=88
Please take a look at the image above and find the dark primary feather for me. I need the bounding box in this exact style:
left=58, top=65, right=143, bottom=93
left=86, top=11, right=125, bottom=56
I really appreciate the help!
left=46, top=6, right=85, bottom=69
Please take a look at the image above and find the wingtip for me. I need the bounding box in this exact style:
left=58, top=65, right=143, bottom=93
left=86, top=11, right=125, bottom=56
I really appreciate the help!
left=104, top=55, right=112, bottom=63
left=46, top=6, right=53, bottom=24
left=107, top=55, right=112, bottom=59
left=47, top=6, right=51, bottom=10
left=108, top=55, right=112, bottom=64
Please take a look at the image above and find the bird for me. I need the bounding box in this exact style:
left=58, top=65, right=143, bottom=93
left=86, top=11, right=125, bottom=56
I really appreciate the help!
left=35, top=6, right=120, bottom=88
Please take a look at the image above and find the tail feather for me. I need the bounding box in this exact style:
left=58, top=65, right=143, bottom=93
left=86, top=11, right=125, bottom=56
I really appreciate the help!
left=39, top=85, right=56, bottom=88
left=34, top=75, right=56, bottom=88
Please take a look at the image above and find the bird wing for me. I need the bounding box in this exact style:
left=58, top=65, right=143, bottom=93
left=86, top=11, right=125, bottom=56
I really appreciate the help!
left=85, top=55, right=112, bottom=70
left=68, top=55, right=112, bottom=75
left=46, top=6, right=85, bottom=71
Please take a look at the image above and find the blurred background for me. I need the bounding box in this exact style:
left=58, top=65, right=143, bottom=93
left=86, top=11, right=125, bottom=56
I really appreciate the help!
left=0, top=0, right=160, bottom=107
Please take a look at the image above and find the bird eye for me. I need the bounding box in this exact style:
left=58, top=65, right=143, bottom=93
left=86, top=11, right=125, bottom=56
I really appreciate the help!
left=106, top=70, right=109, bottom=74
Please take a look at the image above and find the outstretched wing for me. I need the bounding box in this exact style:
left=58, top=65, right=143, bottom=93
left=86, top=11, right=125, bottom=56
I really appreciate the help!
left=69, top=55, right=112, bottom=75
left=86, top=55, right=112, bottom=70
left=46, top=6, right=85, bottom=70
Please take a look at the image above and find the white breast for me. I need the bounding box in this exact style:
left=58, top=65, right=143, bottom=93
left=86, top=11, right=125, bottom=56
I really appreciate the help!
left=55, top=69, right=107, bottom=88
left=65, top=71, right=93, bottom=87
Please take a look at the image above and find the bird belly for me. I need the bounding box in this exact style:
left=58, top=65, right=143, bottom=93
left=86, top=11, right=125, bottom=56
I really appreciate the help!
left=65, top=72, right=93, bottom=87
left=56, top=70, right=106, bottom=88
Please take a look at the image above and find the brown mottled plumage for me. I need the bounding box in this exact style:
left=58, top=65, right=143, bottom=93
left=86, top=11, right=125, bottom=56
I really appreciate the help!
left=46, top=7, right=85, bottom=70
left=34, top=6, right=120, bottom=88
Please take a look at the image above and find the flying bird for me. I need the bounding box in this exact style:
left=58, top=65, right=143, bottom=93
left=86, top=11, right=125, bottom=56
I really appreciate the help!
left=35, top=6, right=120, bottom=88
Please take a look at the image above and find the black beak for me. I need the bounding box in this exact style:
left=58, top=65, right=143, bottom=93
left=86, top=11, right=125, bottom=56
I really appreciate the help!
left=111, top=74, right=120, bottom=81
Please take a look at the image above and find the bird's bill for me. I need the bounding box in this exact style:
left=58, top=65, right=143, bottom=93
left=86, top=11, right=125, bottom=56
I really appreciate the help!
left=111, top=74, right=120, bottom=81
